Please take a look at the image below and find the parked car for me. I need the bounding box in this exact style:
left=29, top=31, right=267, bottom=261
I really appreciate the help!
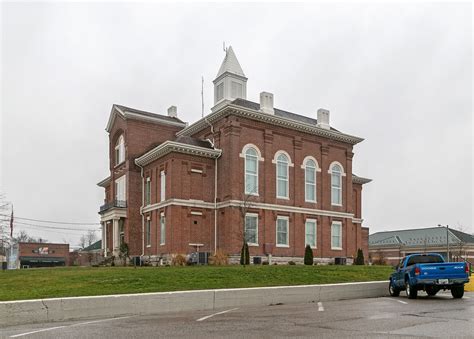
left=388, top=253, right=470, bottom=299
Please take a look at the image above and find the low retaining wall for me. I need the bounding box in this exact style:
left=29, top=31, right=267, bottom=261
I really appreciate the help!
left=0, top=281, right=388, bottom=327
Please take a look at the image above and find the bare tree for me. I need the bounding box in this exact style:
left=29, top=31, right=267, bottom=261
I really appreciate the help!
left=79, top=230, right=97, bottom=249
left=452, top=223, right=467, bottom=262
left=13, top=230, right=48, bottom=244
left=237, top=192, right=257, bottom=265
left=0, top=194, right=12, bottom=255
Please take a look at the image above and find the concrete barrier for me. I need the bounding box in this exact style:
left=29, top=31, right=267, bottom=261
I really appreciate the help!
left=0, top=281, right=389, bottom=327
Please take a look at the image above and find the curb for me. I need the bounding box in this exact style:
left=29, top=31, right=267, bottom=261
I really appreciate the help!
left=0, top=281, right=389, bottom=327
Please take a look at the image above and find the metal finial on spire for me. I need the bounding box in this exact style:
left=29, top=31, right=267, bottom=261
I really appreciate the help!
left=223, top=41, right=227, bottom=53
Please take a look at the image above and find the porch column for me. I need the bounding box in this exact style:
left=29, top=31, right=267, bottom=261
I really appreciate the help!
left=102, top=222, right=106, bottom=256
left=113, top=219, right=119, bottom=254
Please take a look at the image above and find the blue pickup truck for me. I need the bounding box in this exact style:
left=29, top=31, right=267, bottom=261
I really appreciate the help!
left=389, top=253, right=470, bottom=299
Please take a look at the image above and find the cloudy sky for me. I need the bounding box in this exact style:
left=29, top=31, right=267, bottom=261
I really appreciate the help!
left=1, top=2, right=472, bottom=247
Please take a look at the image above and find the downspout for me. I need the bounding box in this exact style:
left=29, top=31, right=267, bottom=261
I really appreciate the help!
left=203, top=115, right=219, bottom=254
left=214, top=154, right=221, bottom=253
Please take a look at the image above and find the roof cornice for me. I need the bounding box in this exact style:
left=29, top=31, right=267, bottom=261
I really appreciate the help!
left=105, top=105, right=187, bottom=133
left=352, top=175, right=372, bottom=185
left=135, top=141, right=222, bottom=166
left=97, top=176, right=111, bottom=187
left=176, top=104, right=364, bottom=145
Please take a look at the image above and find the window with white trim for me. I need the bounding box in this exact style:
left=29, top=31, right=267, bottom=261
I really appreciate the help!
left=305, top=159, right=317, bottom=202
left=305, top=219, right=317, bottom=248
left=276, top=216, right=289, bottom=247
left=160, top=170, right=166, bottom=201
left=145, top=177, right=151, bottom=205
left=244, top=213, right=258, bottom=245
left=160, top=212, right=165, bottom=245
left=115, top=175, right=126, bottom=202
left=276, top=153, right=289, bottom=198
left=245, top=147, right=258, bottom=195
left=331, top=164, right=343, bottom=205
left=115, top=135, right=125, bottom=166
left=146, top=218, right=151, bottom=247
left=331, top=221, right=342, bottom=249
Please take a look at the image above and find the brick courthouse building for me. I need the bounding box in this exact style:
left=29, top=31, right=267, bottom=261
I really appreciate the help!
left=98, top=47, right=371, bottom=264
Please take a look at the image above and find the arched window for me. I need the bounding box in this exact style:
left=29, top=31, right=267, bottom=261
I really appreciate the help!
left=304, top=159, right=317, bottom=202
left=115, top=135, right=125, bottom=165
left=276, top=153, right=289, bottom=199
left=245, top=147, right=259, bottom=195
left=330, top=163, right=343, bottom=205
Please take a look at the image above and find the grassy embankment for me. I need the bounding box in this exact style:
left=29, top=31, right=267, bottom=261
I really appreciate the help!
left=0, top=265, right=393, bottom=301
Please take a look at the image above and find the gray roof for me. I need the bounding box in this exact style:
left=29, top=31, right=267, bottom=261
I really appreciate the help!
left=370, top=227, right=474, bottom=247
left=231, top=98, right=339, bottom=131
left=174, top=136, right=214, bottom=149
left=114, top=104, right=185, bottom=124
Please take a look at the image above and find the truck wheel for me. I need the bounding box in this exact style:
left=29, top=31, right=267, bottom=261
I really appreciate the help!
left=405, top=279, right=417, bottom=299
left=451, top=285, right=464, bottom=299
left=389, top=280, right=400, bottom=297
left=425, top=286, right=438, bottom=296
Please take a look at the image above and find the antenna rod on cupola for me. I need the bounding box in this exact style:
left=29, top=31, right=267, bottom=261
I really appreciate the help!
left=201, top=76, right=204, bottom=118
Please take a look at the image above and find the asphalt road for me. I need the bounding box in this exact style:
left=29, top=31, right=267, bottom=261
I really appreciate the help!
left=1, top=292, right=473, bottom=338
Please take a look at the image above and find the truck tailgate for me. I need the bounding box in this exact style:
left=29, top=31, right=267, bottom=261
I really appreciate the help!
left=418, top=262, right=467, bottom=280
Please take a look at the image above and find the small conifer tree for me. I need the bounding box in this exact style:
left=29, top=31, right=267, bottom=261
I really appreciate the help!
left=354, top=248, right=365, bottom=265
left=304, top=244, right=314, bottom=265
left=240, top=241, right=250, bottom=265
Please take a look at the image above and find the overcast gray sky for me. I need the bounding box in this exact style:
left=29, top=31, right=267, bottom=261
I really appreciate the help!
left=1, top=2, right=472, bottom=247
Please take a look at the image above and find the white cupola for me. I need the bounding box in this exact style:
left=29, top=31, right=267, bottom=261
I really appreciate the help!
left=212, top=46, right=247, bottom=112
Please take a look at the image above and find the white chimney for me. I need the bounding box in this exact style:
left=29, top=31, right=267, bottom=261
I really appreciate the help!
left=259, top=92, right=274, bottom=114
left=317, top=108, right=330, bottom=129
left=167, top=105, right=177, bottom=118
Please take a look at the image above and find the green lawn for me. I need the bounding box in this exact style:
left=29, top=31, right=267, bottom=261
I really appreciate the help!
left=0, top=265, right=393, bottom=301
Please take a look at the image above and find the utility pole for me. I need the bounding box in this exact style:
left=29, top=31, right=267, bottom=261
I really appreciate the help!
left=438, top=224, right=450, bottom=261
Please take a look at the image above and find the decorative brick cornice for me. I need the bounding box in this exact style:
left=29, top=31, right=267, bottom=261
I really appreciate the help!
left=135, top=141, right=222, bottom=166
left=352, top=175, right=372, bottom=185
left=176, top=104, right=364, bottom=145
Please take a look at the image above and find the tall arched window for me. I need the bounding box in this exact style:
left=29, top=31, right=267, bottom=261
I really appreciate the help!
left=304, top=159, right=317, bottom=202
left=331, top=163, right=343, bottom=205
left=245, top=147, right=259, bottom=195
left=276, top=153, right=289, bottom=199
left=115, top=135, right=125, bottom=165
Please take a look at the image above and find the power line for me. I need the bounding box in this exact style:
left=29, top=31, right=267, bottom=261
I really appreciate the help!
left=13, top=221, right=100, bottom=232
left=0, top=214, right=100, bottom=225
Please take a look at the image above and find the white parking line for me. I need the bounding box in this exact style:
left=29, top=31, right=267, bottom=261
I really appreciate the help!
left=383, top=297, right=408, bottom=305
left=317, top=302, right=324, bottom=311
left=10, top=326, right=66, bottom=338
left=9, top=316, right=135, bottom=338
left=196, top=308, right=239, bottom=322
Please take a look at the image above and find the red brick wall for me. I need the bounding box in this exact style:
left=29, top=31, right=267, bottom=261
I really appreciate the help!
left=101, top=108, right=369, bottom=259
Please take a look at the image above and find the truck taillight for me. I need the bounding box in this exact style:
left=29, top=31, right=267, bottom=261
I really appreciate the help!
left=466, top=264, right=470, bottom=274
left=415, top=267, right=420, bottom=275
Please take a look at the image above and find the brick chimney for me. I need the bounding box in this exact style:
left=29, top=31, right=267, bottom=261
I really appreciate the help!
left=259, top=92, right=274, bottom=114
left=317, top=108, right=330, bottom=129
left=168, top=106, right=177, bottom=118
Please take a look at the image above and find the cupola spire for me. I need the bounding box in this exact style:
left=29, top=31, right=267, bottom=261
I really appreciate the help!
left=212, top=46, right=247, bottom=111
